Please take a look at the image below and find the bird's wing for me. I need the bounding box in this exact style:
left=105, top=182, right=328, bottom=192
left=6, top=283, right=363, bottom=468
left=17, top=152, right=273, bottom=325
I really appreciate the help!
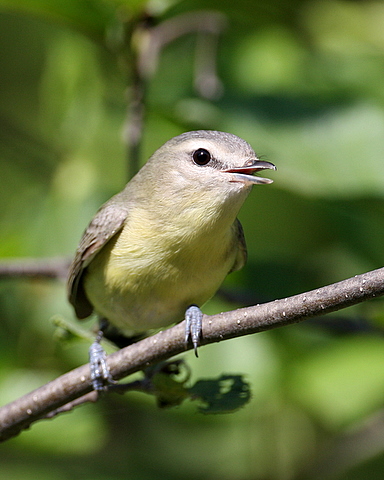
left=229, top=218, right=248, bottom=273
left=67, top=199, right=129, bottom=319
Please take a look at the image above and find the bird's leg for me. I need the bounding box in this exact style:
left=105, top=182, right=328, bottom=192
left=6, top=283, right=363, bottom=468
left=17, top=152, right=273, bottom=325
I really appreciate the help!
left=89, top=318, right=115, bottom=392
left=185, top=305, right=203, bottom=357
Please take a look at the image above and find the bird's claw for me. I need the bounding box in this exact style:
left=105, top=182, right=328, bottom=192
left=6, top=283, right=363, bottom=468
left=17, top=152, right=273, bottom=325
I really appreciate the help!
left=185, top=305, right=203, bottom=357
left=89, top=338, right=115, bottom=392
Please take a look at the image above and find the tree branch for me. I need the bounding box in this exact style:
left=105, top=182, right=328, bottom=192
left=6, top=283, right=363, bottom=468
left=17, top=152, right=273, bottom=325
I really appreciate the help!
left=123, top=10, right=226, bottom=177
left=1, top=267, right=384, bottom=442
left=0, top=257, right=70, bottom=279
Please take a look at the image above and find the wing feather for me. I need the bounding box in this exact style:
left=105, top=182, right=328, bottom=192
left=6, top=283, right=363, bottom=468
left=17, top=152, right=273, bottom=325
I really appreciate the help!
left=229, top=218, right=247, bottom=273
left=67, top=200, right=129, bottom=319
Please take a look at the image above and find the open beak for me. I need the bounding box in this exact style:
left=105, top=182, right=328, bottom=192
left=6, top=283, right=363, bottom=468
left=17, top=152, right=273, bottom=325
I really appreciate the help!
left=223, top=159, right=276, bottom=184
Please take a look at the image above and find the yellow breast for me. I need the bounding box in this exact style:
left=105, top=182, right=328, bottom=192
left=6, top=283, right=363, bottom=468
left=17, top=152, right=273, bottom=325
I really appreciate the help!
left=84, top=206, right=240, bottom=334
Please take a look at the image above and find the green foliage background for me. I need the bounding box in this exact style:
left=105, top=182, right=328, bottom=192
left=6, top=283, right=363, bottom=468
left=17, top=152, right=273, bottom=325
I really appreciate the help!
left=1, top=0, right=384, bottom=478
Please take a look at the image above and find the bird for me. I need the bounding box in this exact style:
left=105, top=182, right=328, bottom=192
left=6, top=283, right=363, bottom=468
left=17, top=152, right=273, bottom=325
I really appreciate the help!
left=67, top=130, right=275, bottom=390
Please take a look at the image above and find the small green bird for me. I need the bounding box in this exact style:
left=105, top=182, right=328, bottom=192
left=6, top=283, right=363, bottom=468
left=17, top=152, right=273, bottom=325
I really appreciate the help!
left=67, top=130, right=275, bottom=390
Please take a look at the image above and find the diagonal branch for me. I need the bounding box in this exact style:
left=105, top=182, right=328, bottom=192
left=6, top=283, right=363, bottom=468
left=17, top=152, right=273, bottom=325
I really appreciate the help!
left=1, top=266, right=384, bottom=442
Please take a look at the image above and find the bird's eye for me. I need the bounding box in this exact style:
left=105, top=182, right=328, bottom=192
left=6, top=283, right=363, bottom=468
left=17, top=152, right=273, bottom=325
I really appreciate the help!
left=193, top=148, right=211, bottom=166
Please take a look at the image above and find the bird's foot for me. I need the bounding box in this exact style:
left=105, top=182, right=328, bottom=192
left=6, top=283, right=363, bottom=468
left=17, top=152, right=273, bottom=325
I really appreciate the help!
left=89, top=328, right=115, bottom=392
left=185, top=305, right=203, bottom=357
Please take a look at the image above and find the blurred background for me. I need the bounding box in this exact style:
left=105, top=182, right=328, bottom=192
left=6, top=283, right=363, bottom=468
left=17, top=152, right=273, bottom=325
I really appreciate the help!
left=1, top=0, right=384, bottom=478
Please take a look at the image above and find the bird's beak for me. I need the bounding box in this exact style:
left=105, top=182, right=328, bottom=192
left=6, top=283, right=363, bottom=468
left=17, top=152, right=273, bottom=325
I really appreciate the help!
left=223, top=159, right=276, bottom=184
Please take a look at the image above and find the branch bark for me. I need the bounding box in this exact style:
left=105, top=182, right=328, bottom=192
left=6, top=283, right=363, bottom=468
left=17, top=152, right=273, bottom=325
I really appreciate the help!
left=0, top=257, right=70, bottom=279
left=1, top=266, right=384, bottom=442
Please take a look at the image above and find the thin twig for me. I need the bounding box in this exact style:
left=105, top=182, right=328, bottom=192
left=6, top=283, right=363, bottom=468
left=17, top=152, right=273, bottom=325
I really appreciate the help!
left=0, top=257, right=70, bottom=279
left=123, top=11, right=226, bottom=177
left=0, top=267, right=383, bottom=442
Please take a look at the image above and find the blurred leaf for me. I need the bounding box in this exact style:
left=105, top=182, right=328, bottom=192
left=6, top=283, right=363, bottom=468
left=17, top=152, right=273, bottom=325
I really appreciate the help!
left=232, top=27, right=306, bottom=95
left=149, top=360, right=191, bottom=408
left=0, top=0, right=145, bottom=40
left=14, top=402, right=106, bottom=454
left=289, top=336, right=384, bottom=428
